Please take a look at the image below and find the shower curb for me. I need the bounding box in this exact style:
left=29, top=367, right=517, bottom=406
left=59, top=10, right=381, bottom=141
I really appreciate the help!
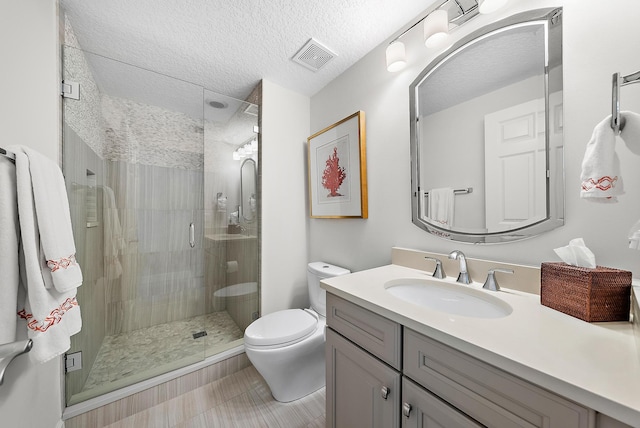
left=63, top=345, right=249, bottom=426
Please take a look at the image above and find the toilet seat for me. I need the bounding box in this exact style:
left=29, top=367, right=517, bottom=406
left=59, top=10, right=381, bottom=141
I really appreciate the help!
left=244, top=309, right=319, bottom=347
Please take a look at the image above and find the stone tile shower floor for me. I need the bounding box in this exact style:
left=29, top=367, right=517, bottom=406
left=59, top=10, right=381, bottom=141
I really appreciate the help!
left=82, top=311, right=244, bottom=393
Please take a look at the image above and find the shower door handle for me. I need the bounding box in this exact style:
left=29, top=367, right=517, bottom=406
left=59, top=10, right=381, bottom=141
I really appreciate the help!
left=189, top=223, right=195, bottom=248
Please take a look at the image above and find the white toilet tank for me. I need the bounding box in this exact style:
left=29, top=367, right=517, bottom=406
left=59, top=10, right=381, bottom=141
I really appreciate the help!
left=307, top=262, right=350, bottom=317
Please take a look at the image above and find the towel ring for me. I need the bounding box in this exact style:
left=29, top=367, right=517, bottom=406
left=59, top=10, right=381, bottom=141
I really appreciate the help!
left=611, top=71, right=640, bottom=134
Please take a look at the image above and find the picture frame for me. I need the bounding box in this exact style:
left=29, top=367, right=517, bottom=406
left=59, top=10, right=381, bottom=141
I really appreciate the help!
left=307, top=111, right=368, bottom=218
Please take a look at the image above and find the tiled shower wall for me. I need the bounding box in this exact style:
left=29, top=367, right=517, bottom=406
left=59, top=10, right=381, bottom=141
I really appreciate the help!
left=99, top=85, right=207, bottom=335
left=105, top=160, right=206, bottom=335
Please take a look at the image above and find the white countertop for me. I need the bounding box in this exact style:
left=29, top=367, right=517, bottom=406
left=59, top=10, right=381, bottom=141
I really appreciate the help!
left=321, top=264, right=640, bottom=427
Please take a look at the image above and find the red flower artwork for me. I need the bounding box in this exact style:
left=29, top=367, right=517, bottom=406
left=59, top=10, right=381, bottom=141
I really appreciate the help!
left=322, top=147, right=346, bottom=197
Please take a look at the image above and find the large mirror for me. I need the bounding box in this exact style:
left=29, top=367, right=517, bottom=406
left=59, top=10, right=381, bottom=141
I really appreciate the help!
left=410, top=7, right=564, bottom=243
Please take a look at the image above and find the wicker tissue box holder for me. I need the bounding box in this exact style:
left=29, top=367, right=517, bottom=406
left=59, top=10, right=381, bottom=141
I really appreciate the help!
left=540, top=262, right=631, bottom=322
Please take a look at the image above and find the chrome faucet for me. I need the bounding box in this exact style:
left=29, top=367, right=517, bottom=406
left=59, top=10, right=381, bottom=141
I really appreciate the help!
left=448, top=250, right=471, bottom=284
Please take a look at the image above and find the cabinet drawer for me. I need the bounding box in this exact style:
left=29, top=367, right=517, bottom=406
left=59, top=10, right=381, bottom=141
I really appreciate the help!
left=326, top=293, right=402, bottom=369
left=404, top=328, right=593, bottom=428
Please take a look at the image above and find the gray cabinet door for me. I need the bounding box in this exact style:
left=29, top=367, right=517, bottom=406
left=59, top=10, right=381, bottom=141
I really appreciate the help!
left=402, top=377, right=484, bottom=428
left=326, top=327, right=401, bottom=428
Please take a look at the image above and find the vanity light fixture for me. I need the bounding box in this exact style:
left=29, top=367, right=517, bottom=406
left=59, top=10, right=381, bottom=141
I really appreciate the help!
left=386, top=41, right=407, bottom=72
left=232, top=139, right=259, bottom=160
left=423, top=9, right=449, bottom=48
left=385, top=0, right=509, bottom=72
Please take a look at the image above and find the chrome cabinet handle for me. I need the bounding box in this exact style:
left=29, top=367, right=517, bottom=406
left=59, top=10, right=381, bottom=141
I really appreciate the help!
left=381, top=386, right=390, bottom=400
left=402, top=402, right=412, bottom=418
left=189, top=223, right=195, bottom=248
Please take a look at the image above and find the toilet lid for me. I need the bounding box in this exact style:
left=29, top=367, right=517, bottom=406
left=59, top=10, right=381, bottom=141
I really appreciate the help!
left=244, top=309, right=318, bottom=347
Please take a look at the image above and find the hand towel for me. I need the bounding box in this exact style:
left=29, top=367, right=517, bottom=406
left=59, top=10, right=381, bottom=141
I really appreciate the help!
left=427, top=187, right=455, bottom=228
left=103, top=185, right=124, bottom=279
left=13, top=146, right=83, bottom=292
left=10, top=147, right=82, bottom=363
left=580, top=115, right=624, bottom=202
left=0, top=156, right=20, bottom=345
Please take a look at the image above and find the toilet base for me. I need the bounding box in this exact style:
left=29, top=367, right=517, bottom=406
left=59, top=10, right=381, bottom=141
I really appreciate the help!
left=245, top=323, right=325, bottom=402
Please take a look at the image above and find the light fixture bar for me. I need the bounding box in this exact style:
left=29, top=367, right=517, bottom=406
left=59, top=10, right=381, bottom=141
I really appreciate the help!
left=389, top=0, right=464, bottom=44
left=385, top=0, right=508, bottom=72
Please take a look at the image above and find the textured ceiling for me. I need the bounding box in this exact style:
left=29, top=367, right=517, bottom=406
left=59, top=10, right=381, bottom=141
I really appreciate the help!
left=61, top=0, right=437, bottom=102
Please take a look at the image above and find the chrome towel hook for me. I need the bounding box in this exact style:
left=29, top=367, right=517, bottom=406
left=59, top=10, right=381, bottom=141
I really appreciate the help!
left=611, top=70, right=640, bottom=134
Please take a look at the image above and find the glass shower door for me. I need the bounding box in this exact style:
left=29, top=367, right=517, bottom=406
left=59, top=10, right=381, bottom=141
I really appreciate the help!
left=203, top=89, right=260, bottom=353
left=63, top=43, right=259, bottom=407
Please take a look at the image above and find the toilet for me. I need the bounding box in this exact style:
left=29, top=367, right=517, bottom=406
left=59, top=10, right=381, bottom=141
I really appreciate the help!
left=243, top=262, right=350, bottom=402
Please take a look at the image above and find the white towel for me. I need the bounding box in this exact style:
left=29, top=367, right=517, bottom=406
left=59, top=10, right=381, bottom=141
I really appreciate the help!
left=580, top=115, right=624, bottom=202
left=14, top=146, right=83, bottom=291
left=427, top=187, right=455, bottom=228
left=103, top=186, right=124, bottom=279
left=0, top=156, right=20, bottom=344
left=10, top=146, right=82, bottom=363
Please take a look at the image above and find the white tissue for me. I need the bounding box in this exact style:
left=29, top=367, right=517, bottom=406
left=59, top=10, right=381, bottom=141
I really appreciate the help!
left=553, top=238, right=596, bottom=268
left=628, top=219, right=640, bottom=250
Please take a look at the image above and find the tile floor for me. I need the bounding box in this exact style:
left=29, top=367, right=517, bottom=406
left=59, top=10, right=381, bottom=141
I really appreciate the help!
left=100, top=366, right=326, bottom=428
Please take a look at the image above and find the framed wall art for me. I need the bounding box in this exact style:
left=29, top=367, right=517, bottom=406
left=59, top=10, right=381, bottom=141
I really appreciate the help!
left=307, top=111, right=368, bottom=218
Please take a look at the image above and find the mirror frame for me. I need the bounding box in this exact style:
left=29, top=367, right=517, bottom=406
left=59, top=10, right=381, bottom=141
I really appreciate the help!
left=410, top=7, right=564, bottom=244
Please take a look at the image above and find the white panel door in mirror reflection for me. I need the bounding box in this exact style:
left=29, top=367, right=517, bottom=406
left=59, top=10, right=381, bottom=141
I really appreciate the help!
left=484, top=98, right=546, bottom=232
left=484, top=92, right=563, bottom=233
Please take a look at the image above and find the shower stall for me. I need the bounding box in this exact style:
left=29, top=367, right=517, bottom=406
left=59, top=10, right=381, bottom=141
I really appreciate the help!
left=62, top=42, right=260, bottom=406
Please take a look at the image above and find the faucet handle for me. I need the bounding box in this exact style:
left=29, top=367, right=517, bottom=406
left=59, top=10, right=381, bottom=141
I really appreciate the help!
left=424, top=257, right=446, bottom=279
left=482, top=268, right=514, bottom=292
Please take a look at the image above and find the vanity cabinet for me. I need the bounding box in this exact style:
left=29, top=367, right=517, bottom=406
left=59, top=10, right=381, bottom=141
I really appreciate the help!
left=326, top=294, right=479, bottom=428
left=326, top=293, right=600, bottom=428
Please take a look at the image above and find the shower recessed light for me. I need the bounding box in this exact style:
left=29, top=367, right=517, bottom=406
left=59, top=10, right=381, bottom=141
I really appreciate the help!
left=208, top=100, right=228, bottom=109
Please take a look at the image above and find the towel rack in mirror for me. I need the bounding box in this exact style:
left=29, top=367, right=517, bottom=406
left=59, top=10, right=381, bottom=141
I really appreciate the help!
left=611, top=70, right=640, bottom=134
left=423, top=187, right=473, bottom=197
left=0, top=339, right=33, bottom=386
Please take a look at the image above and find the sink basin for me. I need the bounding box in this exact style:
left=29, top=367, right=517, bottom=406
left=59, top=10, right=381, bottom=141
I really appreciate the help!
left=385, top=279, right=512, bottom=319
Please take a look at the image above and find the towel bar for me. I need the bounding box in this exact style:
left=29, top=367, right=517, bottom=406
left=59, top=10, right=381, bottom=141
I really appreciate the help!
left=0, top=147, right=16, bottom=164
left=0, top=339, right=33, bottom=386
left=611, top=71, right=640, bottom=134
left=424, top=187, right=473, bottom=197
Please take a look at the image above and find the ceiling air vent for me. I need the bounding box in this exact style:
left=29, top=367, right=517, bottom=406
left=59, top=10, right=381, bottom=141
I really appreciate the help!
left=292, top=38, right=337, bottom=72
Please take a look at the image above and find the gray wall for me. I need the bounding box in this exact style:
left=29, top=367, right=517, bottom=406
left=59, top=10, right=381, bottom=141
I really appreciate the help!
left=0, top=1, right=64, bottom=427
left=309, top=0, right=640, bottom=278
